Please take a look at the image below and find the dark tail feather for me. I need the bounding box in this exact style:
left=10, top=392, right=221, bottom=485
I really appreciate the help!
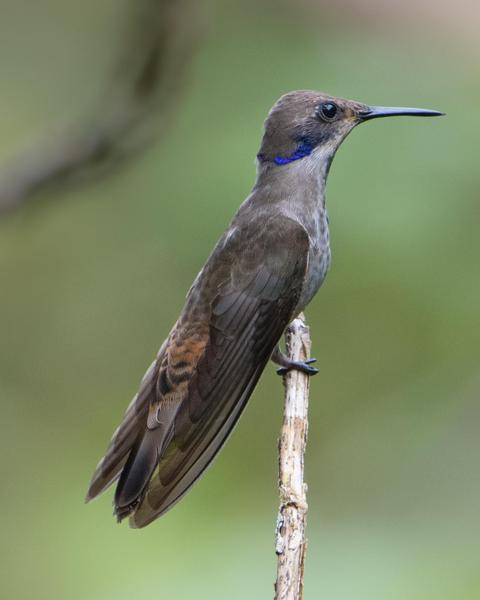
left=113, top=429, right=160, bottom=521
left=85, top=358, right=159, bottom=503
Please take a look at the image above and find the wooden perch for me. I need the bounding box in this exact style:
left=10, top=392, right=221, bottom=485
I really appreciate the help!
left=274, top=314, right=312, bottom=600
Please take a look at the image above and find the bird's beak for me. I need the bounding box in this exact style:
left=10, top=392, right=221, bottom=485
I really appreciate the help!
left=360, top=106, right=445, bottom=121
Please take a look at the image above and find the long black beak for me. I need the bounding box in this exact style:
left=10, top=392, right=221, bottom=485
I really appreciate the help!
left=361, top=106, right=445, bottom=121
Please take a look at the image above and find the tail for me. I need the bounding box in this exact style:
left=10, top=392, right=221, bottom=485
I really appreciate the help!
left=113, top=428, right=168, bottom=521
left=85, top=360, right=158, bottom=503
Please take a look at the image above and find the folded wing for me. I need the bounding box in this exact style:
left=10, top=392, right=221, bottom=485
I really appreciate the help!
left=130, top=214, right=309, bottom=527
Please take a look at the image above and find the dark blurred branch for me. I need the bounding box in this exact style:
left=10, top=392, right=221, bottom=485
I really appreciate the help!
left=0, top=0, right=201, bottom=214
left=275, top=314, right=311, bottom=600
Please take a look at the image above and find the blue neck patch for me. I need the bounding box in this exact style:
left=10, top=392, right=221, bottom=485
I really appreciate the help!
left=257, top=140, right=314, bottom=166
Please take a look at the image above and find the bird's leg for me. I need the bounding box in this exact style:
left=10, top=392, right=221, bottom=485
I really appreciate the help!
left=271, top=344, right=319, bottom=377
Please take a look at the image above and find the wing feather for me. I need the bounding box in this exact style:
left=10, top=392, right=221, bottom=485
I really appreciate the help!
left=130, top=216, right=309, bottom=527
left=86, top=353, right=163, bottom=500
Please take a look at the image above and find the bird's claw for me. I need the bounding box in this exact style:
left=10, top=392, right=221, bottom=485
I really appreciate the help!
left=276, top=358, right=319, bottom=377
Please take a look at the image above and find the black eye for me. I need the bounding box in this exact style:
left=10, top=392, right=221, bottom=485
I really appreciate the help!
left=317, top=102, right=338, bottom=121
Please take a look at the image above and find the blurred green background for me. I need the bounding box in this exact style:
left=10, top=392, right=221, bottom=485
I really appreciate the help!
left=1, top=1, right=479, bottom=598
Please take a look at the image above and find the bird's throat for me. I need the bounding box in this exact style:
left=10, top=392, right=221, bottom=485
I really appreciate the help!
left=257, top=140, right=314, bottom=166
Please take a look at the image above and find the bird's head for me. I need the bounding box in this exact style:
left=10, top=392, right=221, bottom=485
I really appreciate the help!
left=257, top=90, right=443, bottom=169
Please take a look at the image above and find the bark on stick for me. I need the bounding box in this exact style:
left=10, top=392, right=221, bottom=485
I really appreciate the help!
left=274, top=313, right=311, bottom=600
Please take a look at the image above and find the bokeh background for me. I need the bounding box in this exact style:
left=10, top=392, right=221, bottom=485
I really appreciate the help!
left=1, top=1, right=479, bottom=598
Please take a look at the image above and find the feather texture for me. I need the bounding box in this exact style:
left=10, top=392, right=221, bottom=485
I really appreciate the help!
left=86, top=214, right=309, bottom=527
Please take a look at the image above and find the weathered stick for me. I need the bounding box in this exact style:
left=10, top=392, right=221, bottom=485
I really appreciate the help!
left=274, top=313, right=312, bottom=600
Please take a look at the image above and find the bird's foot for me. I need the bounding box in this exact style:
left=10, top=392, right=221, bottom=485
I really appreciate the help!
left=276, top=358, right=319, bottom=377
left=271, top=344, right=319, bottom=377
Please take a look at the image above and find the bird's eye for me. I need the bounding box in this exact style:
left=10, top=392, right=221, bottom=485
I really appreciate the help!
left=316, top=102, right=338, bottom=122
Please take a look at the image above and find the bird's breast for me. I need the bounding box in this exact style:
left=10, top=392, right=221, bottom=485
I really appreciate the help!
left=296, top=209, right=331, bottom=311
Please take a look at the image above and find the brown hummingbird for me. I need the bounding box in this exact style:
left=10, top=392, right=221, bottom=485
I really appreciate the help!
left=86, top=91, right=443, bottom=527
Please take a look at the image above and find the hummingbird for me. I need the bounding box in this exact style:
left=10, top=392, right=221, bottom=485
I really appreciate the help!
left=86, top=91, right=443, bottom=527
